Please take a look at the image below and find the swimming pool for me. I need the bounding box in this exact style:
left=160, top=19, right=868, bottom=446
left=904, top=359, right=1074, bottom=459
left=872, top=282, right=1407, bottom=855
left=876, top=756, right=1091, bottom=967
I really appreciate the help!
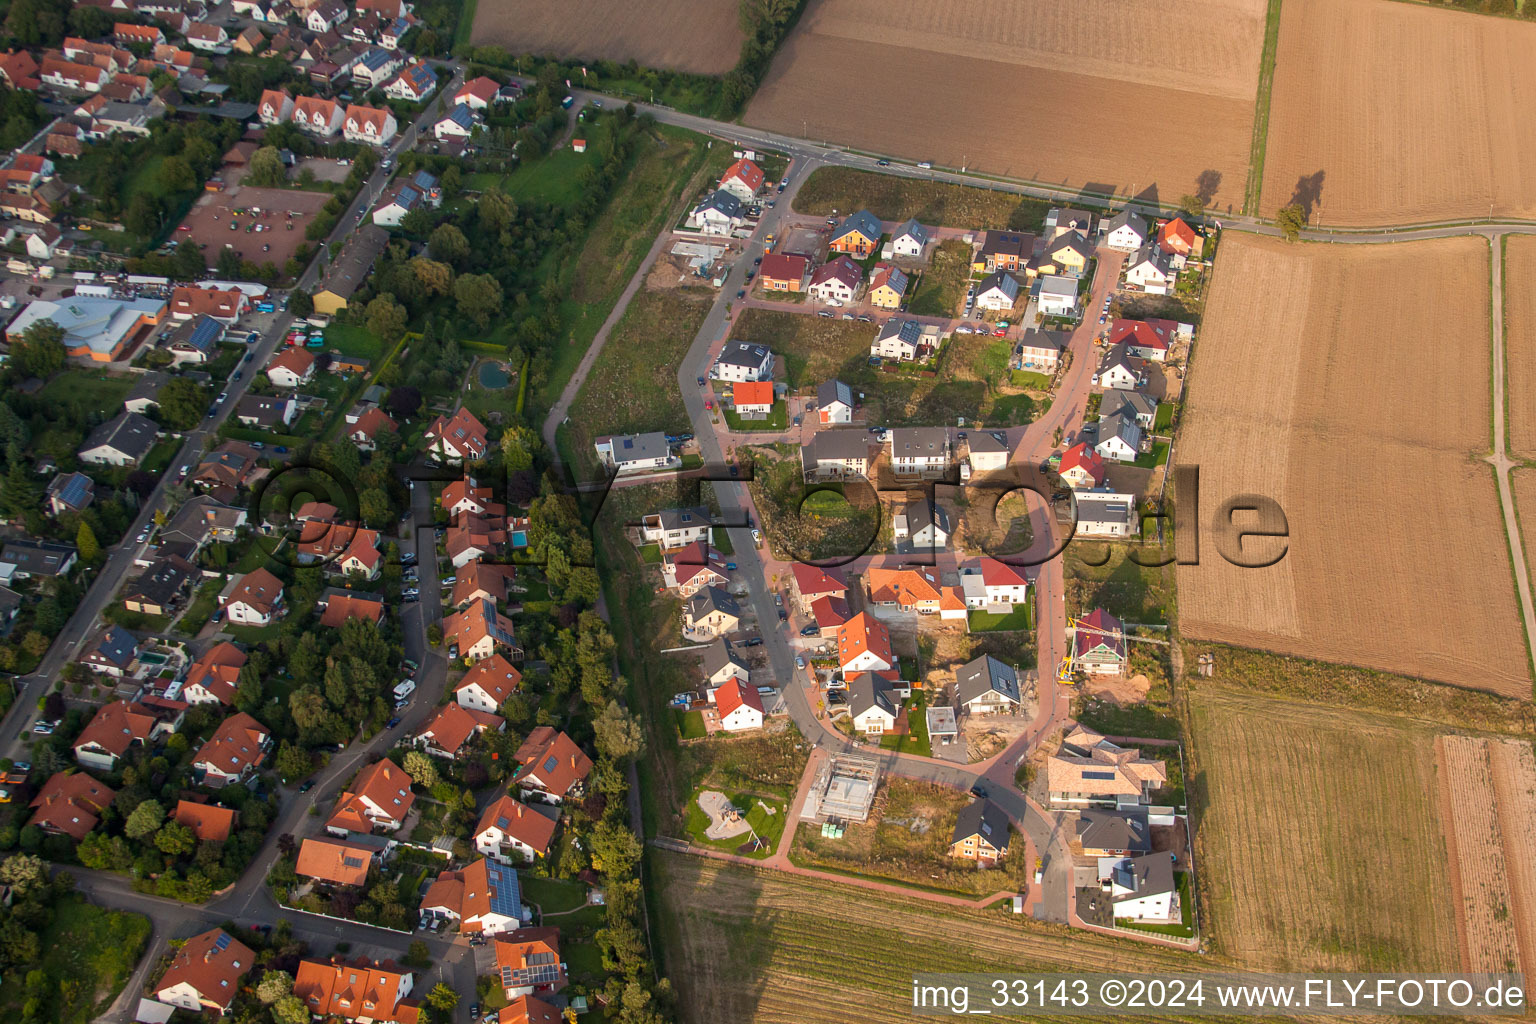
left=478, top=361, right=510, bottom=388
left=511, top=530, right=528, bottom=548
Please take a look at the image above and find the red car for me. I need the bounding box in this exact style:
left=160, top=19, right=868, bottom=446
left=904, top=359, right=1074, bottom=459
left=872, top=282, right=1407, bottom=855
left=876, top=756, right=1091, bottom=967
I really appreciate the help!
left=993, top=325, right=1008, bottom=337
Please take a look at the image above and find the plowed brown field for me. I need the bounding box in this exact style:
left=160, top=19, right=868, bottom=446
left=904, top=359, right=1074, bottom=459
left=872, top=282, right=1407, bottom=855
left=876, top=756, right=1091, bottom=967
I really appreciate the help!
left=469, top=0, right=741, bottom=75
left=745, top=0, right=1265, bottom=211
left=1436, top=735, right=1536, bottom=975
left=1261, top=0, right=1536, bottom=225
left=1504, top=237, right=1536, bottom=458
left=1190, top=688, right=1458, bottom=970
left=1176, top=233, right=1529, bottom=696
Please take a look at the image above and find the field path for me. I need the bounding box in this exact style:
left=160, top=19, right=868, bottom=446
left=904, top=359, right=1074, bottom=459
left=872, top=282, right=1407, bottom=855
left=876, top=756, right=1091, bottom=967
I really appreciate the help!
left=1486, top=234, right=1536, bottom=679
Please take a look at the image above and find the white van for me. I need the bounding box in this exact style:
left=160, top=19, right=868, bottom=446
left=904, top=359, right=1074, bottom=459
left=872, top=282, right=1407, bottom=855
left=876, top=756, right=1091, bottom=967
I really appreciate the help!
left=392, top=679, right=416, bottom=702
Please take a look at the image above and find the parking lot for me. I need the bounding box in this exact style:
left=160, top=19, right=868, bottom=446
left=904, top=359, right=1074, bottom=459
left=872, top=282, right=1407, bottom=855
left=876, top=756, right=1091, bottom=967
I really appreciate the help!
left=177, top=184, right=331, bottom=269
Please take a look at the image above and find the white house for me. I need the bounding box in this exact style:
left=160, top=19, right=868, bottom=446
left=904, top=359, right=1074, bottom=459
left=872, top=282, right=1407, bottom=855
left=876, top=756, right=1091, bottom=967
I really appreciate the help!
left=807, top=256, right=862, bottom=305
left=701, top=638, right=750, bottom=698
left=714, top=679, right=764, bottom=732
left=889, top=427, right=951, bottom=476
left=690, top=189, right=744, bottom=236
left=1124, top=243, right=1174, bottom=294
left=717, top=157, right=764, bottom=202
left=1104, top=854, right=1178, bottom=921
left=434, top=103, right=480, bottom=141
left=352, top=49, right=406, bottom=89
left=885, top=217, right=929, bottom=259
left=837, top=613, right=893, bottom=674
left=258, top=88, right=293, bottom=125
left=1094, top=343, right=1145, bottom=392
left=266, top=348, right=316, bottom=388
left=847, top=673, right=897, bottom=735
left=474, top=794, right=555, bottom=863
left=1074, top=490, right=1138, bottom=538
left=965, top=431, right=1010, bottom=473
left=971, top=557, right=1029, bottom=606
left=418, top=857, right=525, bottom=935
left=975, top=271, right=1020, bottom=311
left=816, top=379, right=854, bottom=424
left=384, top=62, right=436, bottom=102
left=306, top=0, right=346, bottom=32
left=153, top=928, right=253, bottom=1015
left=343, top=104, right=397, bottom=146
left=1102, top=209, right=1148, bottom=252
left=26, top=224, right=61, bottom=260
left=893, top=497, right=949, bottom=549
left=454, top=654, right=522, bottom=713
left=225, top=569, right=283, bottom=626
left=871, top=318, right=925, bottom=362
left=1036, top=274, right=1079, bottom=317
left=1095, top=412, right=1143, bottom=463
left=640, top=506, right=713, bottom=547
left=955, top=654, right=1023, bottom=715
left=594, top=432, right=675, bottom=473
left=711, top=341, right=773, bottom=383
left=292, top=96, right=344, bottom=136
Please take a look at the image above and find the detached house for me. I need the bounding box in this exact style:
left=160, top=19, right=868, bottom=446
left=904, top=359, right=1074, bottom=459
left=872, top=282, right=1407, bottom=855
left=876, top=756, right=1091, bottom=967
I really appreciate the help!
left=1103, top=853, right=1179, bottom=922
left=1048, top=725, right=1166, bottom=808
left=1102, top=208, right=1148, bottom=252
left=828, top=209, right=881, bottom=257
left=1074, top=607, right=1128, bottom=674
left=419, top=857, right=524, bottom=935
left=701, top=637, right=750, bottom=696
left=1057, top=442, right=1106, bottom=489
left=865, top=566, right=942, bottom=613
left=494, top=929, right=567, bottom=1000
left=789, top=562, right=847, bottom=614
left=351, top=49, right=406, bottom=90
left=1036, top=275, right=1080, bottom=318
left=434, top=103, right=481, bottom=142
left=454, top=76, right=501, bottom=109
left=955, top=654, right=1023, bottom=715
left=29, top=772, right=115, bottom=840
left=640, top=506, right=713, bottom=548
left=816, top=379, right=854, bottom=423
left=593, top=432, right=675, bottom=474
left=714, top=679, right=764, bottom=732
left=871, top=317, right=927, bottom=362
left=1110, top=318, right=1178, bottom=362
left=414, top=702, right=505, bottom=760
left=475, top=793, right=557, bottom=863
left=444, top=599, right=520, bottom=663
left=889, top=426, right=951, bottom=476
left=759, top=252, right=809, bottom=292
left=79, top=411, right=158, bottom=467
left=886, top=217, right=929, bottom=259
left=866, top=262, right=908, bottom=310
left=893, top=497, right=949, bottom=549
left=182, top=642, right=246, bottom=706
left=75, top=699, right=182, bottom=771
left=807, top=255, right=862, bottom=305
left=153, top=928, right=255, bottom=1015
left=689, top=189, right=743, bottom=235
left=685, top=586, right=740, bottom=638
left=425, top=407, right=489, bottom=463
left=1094, top=342, right=1147, bottom=391
left=847, top=673, right=898, bottom=735
left=711, top=341, right=773, bottom=383
left=718, top=157, right=764, bottom=202
left=383, top=61, right=436, bottom=102
left=327, top=757, right=415, bottom=834
left=1124, top=243, right=1174, bottom=294
left=81, top=626, right=139, bottom=677
left=949, top=800, right=1010, bottom=866
left=836, top=612, right=892, bottom=673
left=306, top=0, right=347, bottom=31
left=972, top=230, right=1034, bottom=274
left=224, top=567, right=284, bottom=626
left=975, top=271, right=1020, bottom=311
left=455, top=654, right=522, bottom=714
left=661, top=540, right=730, bottom=598
left=1158, top=216, right=1199, bottom=257
left=1096, top=410, right=1143, bottom=463
left=512, top=727, right=592, bottom=804
left=799, top=428, right=872, bottom=481
left=193, top=712, right=271, bottom=786
left=267, top=347, right=317, bottom=388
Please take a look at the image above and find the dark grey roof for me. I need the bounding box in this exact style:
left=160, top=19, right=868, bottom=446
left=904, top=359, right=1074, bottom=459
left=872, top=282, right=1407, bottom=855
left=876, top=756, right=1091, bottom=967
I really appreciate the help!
left=891, top=217, right=929, bottom=247
left=952, top=799, right=1010, bottom=847
left=831, top=209, right=881, bottom=245
left=1128, top=241, right=1172, bottom=274
left=955, top=654, right=1020, bottom=706
left=846, top=672, right=896, bottom=720
left=890, top=427, right=950, bottom=457
left=1098, top=410, right=1143, bottom=450
left=124, top=370, right=168, bottom=408
left=236, top=394, right=290, bottom=427
left=321, top=225, right=389, bottom=300
left=1075, top=807, right=1151, bottom=853
left=607, top=431, right=671, bottom=465
left=2, top=539, right=76, bottom=575
left=687, top=585, right=739, bottom=622
left=46, top=471, right=94, bottom=511
left=80, top=411, right=158, bottom=461
left=702, top=637, right=748, bottom=680
left=93, top=625, right=139, bottom=667
left=694, top=189, right=743, bottom=219
left=1104, top=208, right=1147, bottom=237
left=966, top=431, right=1009, bottom=454
left=1111, top=853, right=1176, bottom=902
left=802, top=428, right=871, bottom=465
left=653, top=506, right=712, bottom=532
left=1050, top=207, right=1095, bottom=234
left=817, top=379, right=853, bottom=410
left=903, top=497, right=950, bottom=537
left=716, top=341, right=772, bottom=370
left=1100, top=390, right=1156, bottom=423
left=978, top=270, right=1020, bottom=299
left=1045, top=232, right=1091, bottom=261
left=1097, top=341, right=1141, bottom=378
left=1074, top=490, right=1136, bottom=526
left=0, top=586, right=21, bottom=616
left=876, top=318, right=924, bottom=347
left=160, top=495, right=246, bottom=546
left=124, top=555, right=196, bottom=607
left=169, top=314, right=223, bottom=352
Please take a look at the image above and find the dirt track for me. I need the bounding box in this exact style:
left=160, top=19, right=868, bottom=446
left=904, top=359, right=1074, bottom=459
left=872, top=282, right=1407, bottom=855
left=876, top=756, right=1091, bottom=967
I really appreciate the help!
left=745, top=0, right=1264, bottom=212
left=470, top=0, right=741, bottom=75
left=1261, top=0, right=1536, bottom=224
left=1177, top=233, right=1529, bottom=696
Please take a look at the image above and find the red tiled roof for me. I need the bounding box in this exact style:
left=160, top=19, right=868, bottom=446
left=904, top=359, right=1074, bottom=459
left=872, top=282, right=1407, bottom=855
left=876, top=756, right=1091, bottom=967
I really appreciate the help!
left=1108, top=318, right=1174, bottom=353
left=474, top=794, right=556, bottom=856
left=268, top=347, right=316, bottom=380
left=1058, top=442, right=1105, bottom=486
left=810, top=594, right=849, bottom=629
left=193, top=711, right=270, bottom=778
left=791, top=562, right=846, bottom=599
left=978, top=557, right=1028, bottom=588
left=759, top=252, right=808, bottom=284
left=1158, top=217, right=1198, bottom=254
left=720, top=157, right=763, bottom=193
left=732, top=381, right=774, bottom=408
left=715, top=678, right=763, bottom=718
left=513, top=728, right=591, bottom=798
left=295, top=837, right=376, bottom=885
left=455, top=653, right=522, bottom=705
left=451, top=559, right=515, bottom=608
left=171, top=286, right=246, bottom=319
left=456, top=76, right=498, bottom=104
left=28, top=771, right=115, bottom=840
left=416, top=702, right=502, bottom=756
left=320, top=591, right=384, bottom=628
left=498, top=995, right=562, bottom=1024
left=294, top=956, right=417, bottom=1023
left=426, top=407, right=489, bottom=459
left=836, top=612, right=892, bottom=669
left=75, top=700, right=158, bottom=758
left=228, top=567, right=283, bottom=616
left=351, top=406, right=397, bottom=442
left=174, top=799, right=237, bottom=842
left=155, top=928, right=254, bottom=1011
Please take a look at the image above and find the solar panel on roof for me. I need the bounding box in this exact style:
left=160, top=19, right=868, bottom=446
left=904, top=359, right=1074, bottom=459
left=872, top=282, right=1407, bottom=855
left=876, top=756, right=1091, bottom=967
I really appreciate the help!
left=543, top=755, right=559, bottom=773
left=342, top=855, right=364, bottom=868
left=213, top=932, right=232, bottom=951
left=1082, top=771, right=1117, bottom=781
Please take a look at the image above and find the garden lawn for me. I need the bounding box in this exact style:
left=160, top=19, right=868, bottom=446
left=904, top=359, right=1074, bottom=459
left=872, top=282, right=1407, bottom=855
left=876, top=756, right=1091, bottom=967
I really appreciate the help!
left=323, top=323, right=385, bottom=360
left=675, top=709, right=706, bottom=739
left=968, top=599, right=1034, bottom=633
left=520, top=875, right=588, bottom=915
left=39, top=369, right=136, bottom=408
left=722, top=400, right=787, bottom=431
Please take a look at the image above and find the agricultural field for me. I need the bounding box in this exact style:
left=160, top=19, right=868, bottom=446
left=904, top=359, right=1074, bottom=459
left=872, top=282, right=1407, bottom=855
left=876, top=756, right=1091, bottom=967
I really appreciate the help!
left=1188, top=687, right=1458, bottom=970
left=1176, top=233, right=1530, bottom=697
left=1505, top=237, right=1536, bottom=458
left=749, top=0, right=1265, bottom=211
left=1260, top=0, right=1536, bottom=224
left=793, top=167, right=1049, bottom=231
left=654, top=854, right=1198, bottom=1024
left=469, top=0, right=741, bottom=75
left=1435, top=735, right=1536, bottom=976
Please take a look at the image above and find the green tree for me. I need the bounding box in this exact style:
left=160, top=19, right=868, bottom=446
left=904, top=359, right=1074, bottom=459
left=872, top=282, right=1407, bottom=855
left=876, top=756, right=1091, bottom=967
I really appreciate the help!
left=0, top=465, right=37, bottom=521
left=358, top=487, right=392, bottom=529
left=158, top=156, right=197, bottom=193
left=0, top=854, right=47, bottom=896
left=499, top=425, right=539, bottom=471
left=11, top=318, right=65, bottom=378
left=589, top=820, right=642, bottom=876
left=593, top=703, right=644, bottom=762
left=156, top=376, right=208, bottom=430
left=289, top=290, right=314, bottom=318
left=1276, top=203, right=1307, bottom=242
left=248, top=146, right=286, bottom=188
left=453, top=273, right=503, bottom=329
left=1179, top=193, right=1206, bottom=217
left=427, top=223, right=469, bottom=267
left=478, top=189, right=515, bottom=234
left=75, top=521, right=100, bottom=564
left=154, top=821, right=196, bottom=856
left=256, top=970, right=293, bottom=1004
left=271, top=994, right=309, bottom=1024
left=274, top=741, right=312, bottom=782
left=401, top=749, right=438, bottom=788
left=425, top=983, right=458, bottom=1012
left=410, top=257, right=453, bottom=296
left=124, top=192, right=163, bottom=238
left=124, top=799, right=165, bottom=841
left=365, top=294, right=408, bottom=344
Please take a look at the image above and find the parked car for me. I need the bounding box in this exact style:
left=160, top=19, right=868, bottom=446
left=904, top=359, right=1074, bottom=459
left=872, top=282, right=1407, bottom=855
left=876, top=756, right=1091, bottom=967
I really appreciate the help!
left=736, top=289, right=745, bottom=299
left=298, top=779, right=315, bottom=792
left=31, top=720, right=56, bottom=736
left=969, top=785, right=988, bottom=799
left=800, top=624, right=819, bottom=636
left=751, top=528, right=762, bottom=545
left=877, top=159, right=890, bottom=166
left=386, top=716, right=401, bottom=729
left=697, top=376, right=706, bottom=386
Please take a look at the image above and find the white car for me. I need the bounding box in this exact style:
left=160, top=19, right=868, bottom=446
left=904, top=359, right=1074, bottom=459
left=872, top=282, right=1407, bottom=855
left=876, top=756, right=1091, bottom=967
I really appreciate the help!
left=751, top=529, right=762, bottom=546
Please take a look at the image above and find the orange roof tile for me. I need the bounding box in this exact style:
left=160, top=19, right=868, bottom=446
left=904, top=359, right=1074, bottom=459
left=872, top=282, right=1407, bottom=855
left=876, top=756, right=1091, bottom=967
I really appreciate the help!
left=513, top=728, right=591, bottom=799
left=155, top=928, right=254, bottom=1011
left=295, top=836, right=377, bottom=886
left=173, top=799, right=238, bottom=842
left=474, top=794, right=556, bottom=856
left=455, top=653, right=522, bottom=705
left=28, top=771, right=115, bottom=840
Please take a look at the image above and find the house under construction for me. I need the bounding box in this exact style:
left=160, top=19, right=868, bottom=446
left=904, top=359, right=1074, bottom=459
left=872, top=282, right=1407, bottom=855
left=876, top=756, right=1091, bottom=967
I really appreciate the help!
left=799, top=752, right=881, bottom=823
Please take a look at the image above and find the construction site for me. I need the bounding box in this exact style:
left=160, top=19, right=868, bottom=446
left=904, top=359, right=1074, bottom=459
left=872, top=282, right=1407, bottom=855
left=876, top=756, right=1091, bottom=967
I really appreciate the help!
left=799, top=752, right=882, bottom=824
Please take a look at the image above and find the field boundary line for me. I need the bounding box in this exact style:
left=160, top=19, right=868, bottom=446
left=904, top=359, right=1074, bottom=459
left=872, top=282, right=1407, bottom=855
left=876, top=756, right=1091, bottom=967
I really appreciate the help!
left=1433, top=736, right=1473, bottom=972
left=1244, top=0, right=1285, bottom=215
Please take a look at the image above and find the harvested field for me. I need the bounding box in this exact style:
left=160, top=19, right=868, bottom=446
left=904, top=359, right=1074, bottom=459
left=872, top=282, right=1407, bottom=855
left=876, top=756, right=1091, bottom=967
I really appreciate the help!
left=1505, top=236, right=1536, bottom=458
left=468, top=0, right=741, bottom=75
left=1261, top=0, right=1536, bottom=224
left=654, top=853, right=1199, bottom=1024
left=748, top=0, right=1265, bottom=211
left=1189, top=687, right=1458, bottom=970
left=1435, top=735, right=1526, bottom=975
left=1489, top=738, right=1536, bottom=980
left=1176, top=233, right=1530, bottom=697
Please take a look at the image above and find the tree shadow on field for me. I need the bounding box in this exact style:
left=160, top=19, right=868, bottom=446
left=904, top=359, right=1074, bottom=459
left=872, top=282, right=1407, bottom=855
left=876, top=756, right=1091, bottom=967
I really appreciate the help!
left=1195, top=170, right=1222, bottom=207
left=1288, top=170, right=1326, bottom=218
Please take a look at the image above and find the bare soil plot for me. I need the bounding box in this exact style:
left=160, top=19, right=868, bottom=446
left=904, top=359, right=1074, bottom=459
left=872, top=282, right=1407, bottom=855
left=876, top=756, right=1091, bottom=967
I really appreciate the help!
left=469, top=0, right=741, bottom=75
left=1261, top=0, right=1536, bottom=224
left=1435, top=735, right=1536, bottom=976
left=178, top=184, right=328, bottom=270
left=1189, top=686, right=1459, bottom=970
left=1504, top=236, right=1536, bottom=458
left=654, top=853, right=1198, bottom=1024
left=1176, top=233, right=1530, bottom=697
left=747, top=0, right=1265, bottom=211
